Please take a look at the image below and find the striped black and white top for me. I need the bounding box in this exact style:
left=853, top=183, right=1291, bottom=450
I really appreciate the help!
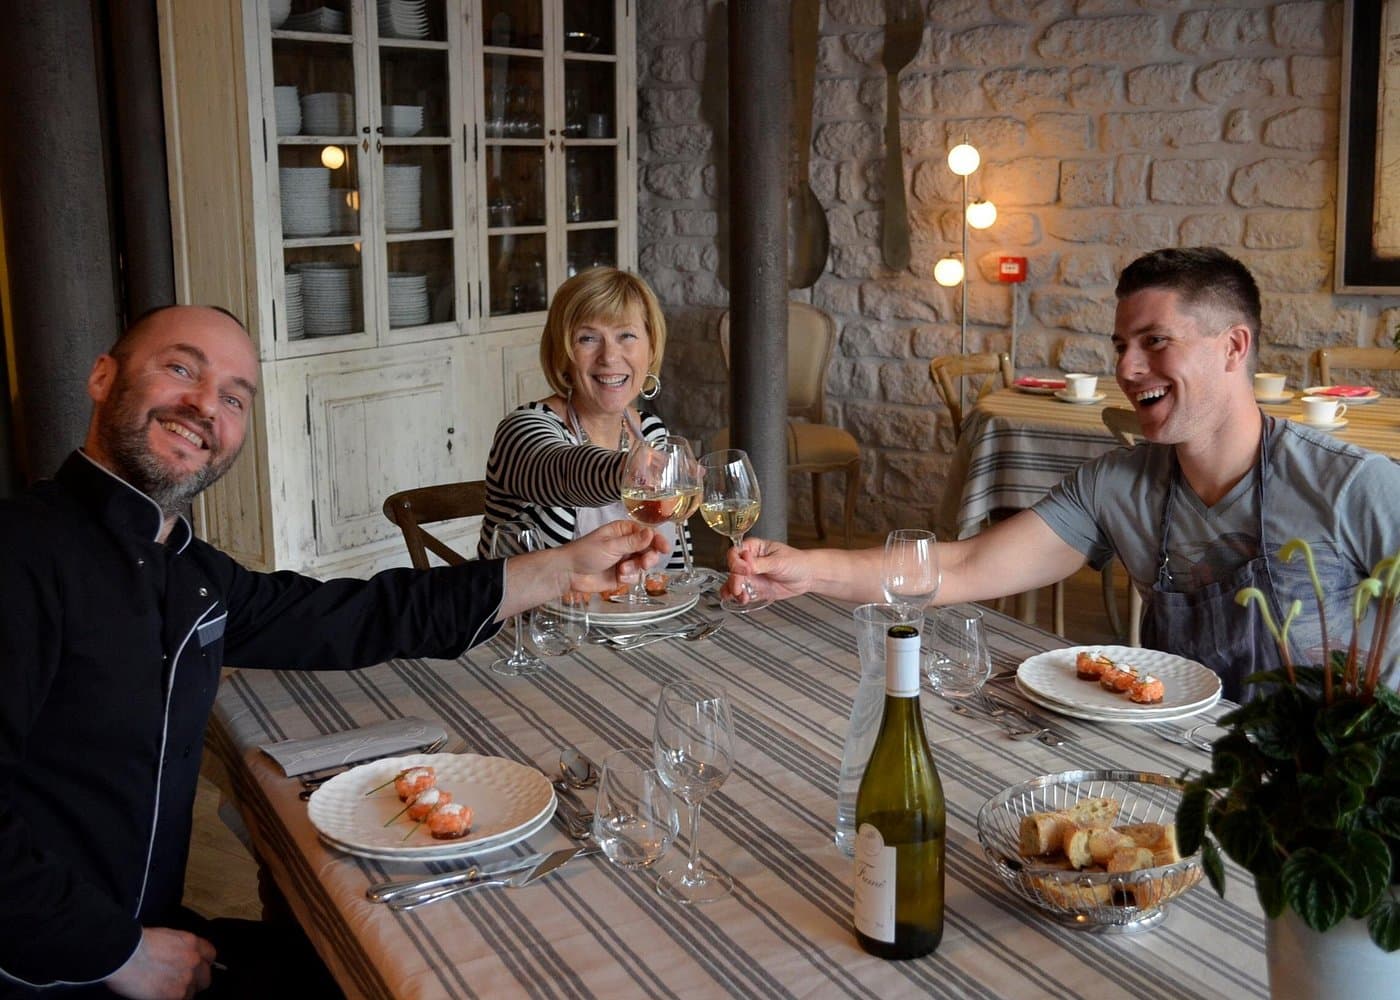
left=479, top=401, right=688, bottom=566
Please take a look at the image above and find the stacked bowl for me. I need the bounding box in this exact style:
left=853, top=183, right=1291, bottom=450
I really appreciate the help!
left=269, top=0, right=292, bottom=29
left=284, top=271, right=305, bottom=340
left=283, top=6, right=347, bottom=33
left=377, top=0, right=428, bottom=38
left=387, top=272, right=430, bottom=328
left=293, top=262, right=359, bottom=337
left=383, top=165, right=422, bottom=231
left=301, top=92, right=353, bottom=136
left=274, top=86, right=301, bottom=136
left=279, top=167, right=332, bottom=237
left=381, top=105, right=424, bottom=137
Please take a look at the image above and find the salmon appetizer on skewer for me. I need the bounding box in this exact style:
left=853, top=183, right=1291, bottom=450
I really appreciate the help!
left=394, top=766, right=437, bottom=802
left=406, top=786, right=452, bottom=822
left=1128, top=674, right=1165, bottom=704
left=1075, top=651, right=1114, bottom=681
left=1098, top=665, right=1138, bottom=694
left=427, top=801, right=474, bottom=840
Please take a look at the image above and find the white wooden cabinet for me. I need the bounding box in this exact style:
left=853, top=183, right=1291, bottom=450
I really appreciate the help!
left=158, top=0, right=635, bottom=575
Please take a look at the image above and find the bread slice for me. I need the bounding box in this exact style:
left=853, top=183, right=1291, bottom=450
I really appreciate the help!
left=1107, top=846, right=1156, bottom=874
left=1066, top=796, right=1120, bottom=829
left=1019, top=811, right=1071, bottom=856
left=1086, top=828, right=1134, bottom=866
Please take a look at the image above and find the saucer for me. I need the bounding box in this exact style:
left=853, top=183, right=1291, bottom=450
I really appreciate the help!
left=1053, top=389, right=1106, bottom=405
left=1298, top=416, right=1349, bottom=431
left=1254, top=391, right=1294, bottom=404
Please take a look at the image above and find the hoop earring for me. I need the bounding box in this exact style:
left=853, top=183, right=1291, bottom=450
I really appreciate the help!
left=640, top=372, right=661, bottom=400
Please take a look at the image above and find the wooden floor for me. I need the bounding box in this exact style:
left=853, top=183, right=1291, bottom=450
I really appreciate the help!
left=186, top=527, right=1128, bottom=920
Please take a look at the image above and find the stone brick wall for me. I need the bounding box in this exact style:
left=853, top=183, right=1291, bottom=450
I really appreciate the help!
left=637, top=0, right=1397, bottom=537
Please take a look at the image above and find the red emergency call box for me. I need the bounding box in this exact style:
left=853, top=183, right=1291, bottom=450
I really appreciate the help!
left=998, top=256, right=1027, bottom=283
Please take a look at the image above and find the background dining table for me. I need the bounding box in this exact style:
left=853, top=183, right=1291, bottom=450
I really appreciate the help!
left=208, top=595, right=1270, bottom=999
left=939, top=385, right=1400, bottom=541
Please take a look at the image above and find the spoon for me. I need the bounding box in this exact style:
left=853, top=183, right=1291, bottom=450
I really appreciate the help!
left=609, top=621, right=723, bottom=650
left=558, top=746, right=600, bottom=790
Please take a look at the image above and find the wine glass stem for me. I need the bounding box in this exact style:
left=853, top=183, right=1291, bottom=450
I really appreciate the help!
left=685, top=798, right=706, bottom=876
left=677, top=521, right=694, bottom=576
left=512, top=612, right=526, bottom=659
left=730, top=535, right=757, bottom=600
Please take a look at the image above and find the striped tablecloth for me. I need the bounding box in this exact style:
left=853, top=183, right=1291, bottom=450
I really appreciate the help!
left=939, top=387, right=1400, bottom=540
left=209, top=597, right=1269, bottom=999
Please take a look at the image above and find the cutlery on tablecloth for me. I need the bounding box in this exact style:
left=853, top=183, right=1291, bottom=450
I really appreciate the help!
left=387, top=845, right=597, bottom=911
left=297, top=736, right=452, bottom=799
left=367, top=849, right=561, bottom=903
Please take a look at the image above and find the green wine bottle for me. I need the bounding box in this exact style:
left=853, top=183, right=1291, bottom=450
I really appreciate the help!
left=852, top=622, right=945, bottom=959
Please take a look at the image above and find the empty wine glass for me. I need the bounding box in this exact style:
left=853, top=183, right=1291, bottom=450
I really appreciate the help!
left=489, top=521, right=547, bottom=677
left=614, top=439, right=688, bottom=606
left=660, top=435, right=707, bottom=593
left=593, top=747, right=679, bottom=869
left=925, top=606, right=993, bottom=702
left=652, top=680, right=734, bottom=903
left=528, top=573, right=590, bottom=656
left=699, top=449, right=770, bottom=614
left=882, top=529, right=940, bottom=613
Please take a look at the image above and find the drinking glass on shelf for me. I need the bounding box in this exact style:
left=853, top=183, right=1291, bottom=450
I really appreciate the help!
left=659, top=435, right=707, bottom=594
left=489, top=521, right=547, bottom=677
left=613, top=439, right=688, bottom=605
left=698, top=449, right=770, bottom=614
left=924, top=606, right=993, bottom=702
left=593, top=747, right=679, bottom=869
left=882, top=528, right=940, bottom=613
left=528, top=573, right=590, bottom=656
left=652, top=681, right=734, bottom=903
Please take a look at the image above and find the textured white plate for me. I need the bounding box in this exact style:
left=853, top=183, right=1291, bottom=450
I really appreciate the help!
left=1017, top=645, right=1221, bottom=719
left=1015, top=677, right=1220, bottom=723
left=589, top=591, right=699, bottom=628
left=1303, top=386, right=1381, bottom=404
left=307, top=752, right=555, bottom=859
left=317, top=804, right=555, bottom=862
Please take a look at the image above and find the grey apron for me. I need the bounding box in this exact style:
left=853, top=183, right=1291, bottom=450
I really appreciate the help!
left=1140, top=428, right=1290, bottom=702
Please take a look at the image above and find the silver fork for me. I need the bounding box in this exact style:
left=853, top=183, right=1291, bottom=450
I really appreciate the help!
left=297, top=735, right=450, bottom=799
left=880, top=0, right=923, bottom=269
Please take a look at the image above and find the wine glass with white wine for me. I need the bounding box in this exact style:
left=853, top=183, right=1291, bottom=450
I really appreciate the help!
left=614, top=439, right=688, bottom=606
left=698, top=449, right=770, bottom=614
left=659, top=435, right=706, bottom=593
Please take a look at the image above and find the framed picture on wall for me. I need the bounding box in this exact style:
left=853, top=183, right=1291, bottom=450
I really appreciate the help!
left=1337, top=0, right=1400, bottom=292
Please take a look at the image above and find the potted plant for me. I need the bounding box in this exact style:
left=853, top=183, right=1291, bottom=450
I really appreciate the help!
left=1177, top=540, right=1400, bottom=997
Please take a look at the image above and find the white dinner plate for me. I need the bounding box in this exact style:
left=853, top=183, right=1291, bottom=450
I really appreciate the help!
left=307, top=752, right=555, bottom=860
left=1053, top=389, right=1106, bottom=405
left=588, top=591, right=699, bottom=628
left=1302, top=386, right=1381, bottom=404
left=1016, top=645, right=1221, bottom=720
left=1015, top=676, right=1220, bottom=724
left=317, top=803, right=554, bottom=862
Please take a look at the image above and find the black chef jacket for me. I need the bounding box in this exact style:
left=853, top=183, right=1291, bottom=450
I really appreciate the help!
left=0, top=452, right=504, bottom=992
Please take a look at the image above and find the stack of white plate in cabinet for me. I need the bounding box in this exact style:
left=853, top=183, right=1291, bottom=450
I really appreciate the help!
left=378, top=0, right=427, bottom=38
left=274, top=86, right=301, bottom=135
left=381, top=104, right=424, bottom=137
left=301, top=92, right=352, bottom=135
left=283, top=6, right=346, bottom=33
left=269, top=0, right=292, bottom=29
left=383, top=165, right=422, bottom=231
left=387, top=272, right=429, bottom=328
left=294, top=262, right=358, bottom=337
left=279, top=167, right=332, bottom=237
left=283, top=271, right=305, bottom=340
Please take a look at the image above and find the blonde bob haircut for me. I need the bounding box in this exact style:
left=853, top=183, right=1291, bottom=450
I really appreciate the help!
left=540, top=267, right=667, bottom=398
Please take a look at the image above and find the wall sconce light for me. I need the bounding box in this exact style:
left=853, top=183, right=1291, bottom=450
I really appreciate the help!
left=935, top=139, right=995, bottom=362
left=320, top=144, right=346, bottom=170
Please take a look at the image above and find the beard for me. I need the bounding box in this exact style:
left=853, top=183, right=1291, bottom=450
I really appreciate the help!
left=95, top=374, right=242, bottom=518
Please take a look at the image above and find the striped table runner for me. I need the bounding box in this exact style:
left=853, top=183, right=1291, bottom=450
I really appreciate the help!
left=939, top=388, right=1400, bottom=540
left=209, top=597, right=1268, bottom=999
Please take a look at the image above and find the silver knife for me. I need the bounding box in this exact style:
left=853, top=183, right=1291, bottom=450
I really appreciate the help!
left=367, top=850, right=554, bottom=903
left=387, top=846, right=596, bottom=911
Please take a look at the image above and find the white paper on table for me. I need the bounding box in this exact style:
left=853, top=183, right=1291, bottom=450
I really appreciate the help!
left=260, top=717, right=447, bottom=776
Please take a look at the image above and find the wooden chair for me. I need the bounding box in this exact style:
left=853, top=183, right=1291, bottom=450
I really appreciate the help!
left=929, top=352, right=1014, bottom=440
left=714, top=301, right=861, bottom=546
left=1311, top=346, right=1400, bottom=385
left=1101, top=406, right=1145, bottom=647
left=382, top=481, right=488, bottom=569
left=929, top=351, right=1062, bottom=635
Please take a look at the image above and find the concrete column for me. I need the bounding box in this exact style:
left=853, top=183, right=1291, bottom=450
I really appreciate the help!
left=727, top=0, right=789, bottom=541
left=0, top=1, right=120, bottom=482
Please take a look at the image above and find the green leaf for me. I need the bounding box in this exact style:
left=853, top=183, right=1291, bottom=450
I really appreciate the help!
left=1176, top=784, right=1209, bottom=857
left=1318, top=699, right=1373, bottom=752
left=1256, top=872, right=1286, bottom=919
left=1201, top=838, right=1226, bottom=898
left=1282, top=848, right=1355, bottom=932
left=1335, top=830, right=1391, bottom=918
left=1364, top=797, right=1400, bottom=839
left=1325, top=744, right=1383, bottom=790
left=1369, top=898, right=1400, bottom=952
left=1214, top=806, right=1271, bottom=870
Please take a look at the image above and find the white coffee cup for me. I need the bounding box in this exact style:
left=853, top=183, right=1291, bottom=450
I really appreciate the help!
left=1254, top=372, right=1287, bottom=399
left=1300, top=395, right=1346, bottom=425
left=1064, top=373, right=1098, bottom=399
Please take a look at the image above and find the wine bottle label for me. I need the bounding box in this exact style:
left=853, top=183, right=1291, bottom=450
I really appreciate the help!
left=852, top=822, right=896, bottom=943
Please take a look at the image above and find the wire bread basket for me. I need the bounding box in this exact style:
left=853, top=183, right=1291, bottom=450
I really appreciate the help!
left=976, top=769, right=1204, bottom=933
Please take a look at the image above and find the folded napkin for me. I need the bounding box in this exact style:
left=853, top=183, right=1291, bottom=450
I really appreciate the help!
left=261, top=717, right=447, bottom=776
left=1016, top=376, right=1066, bottom=390
left=1313, top=385, right=1374, bottom=397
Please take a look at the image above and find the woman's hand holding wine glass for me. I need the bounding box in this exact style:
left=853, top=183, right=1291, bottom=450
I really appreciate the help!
left=614, top=439, right=689, bottom=605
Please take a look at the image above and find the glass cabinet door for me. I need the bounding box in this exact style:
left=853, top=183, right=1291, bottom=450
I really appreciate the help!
left=561, top=0, right=619, bottom=278
left=271, top=6, right=371, bottom=346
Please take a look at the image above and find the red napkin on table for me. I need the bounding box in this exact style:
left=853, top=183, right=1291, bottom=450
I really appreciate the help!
left=1015, top=377, right=1066, bottom=390
left=1313, top=385, right=1374, bottom=397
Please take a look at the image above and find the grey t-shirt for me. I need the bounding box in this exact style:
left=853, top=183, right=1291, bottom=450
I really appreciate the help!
left=1033, top=416, right=1400, bottom=674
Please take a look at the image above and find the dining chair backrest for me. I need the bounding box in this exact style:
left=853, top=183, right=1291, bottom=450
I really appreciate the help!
left=717, top=300, right=836, bottom=422
left=382, top=481, right=487, bottom=569
left=1311, top=346, right=1400, bottom=386
left=928, top=352, right=1014, bottom=438
left=1101, top=406, right=1142, bottom=447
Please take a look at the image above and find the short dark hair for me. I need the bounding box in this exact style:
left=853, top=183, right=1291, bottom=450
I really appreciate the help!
left=109, top=304, right=248, bottom=362
left=1115, top=247, right=1261, bottom=341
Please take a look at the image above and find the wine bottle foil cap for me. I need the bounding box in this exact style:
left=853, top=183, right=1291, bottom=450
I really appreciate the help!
left=884, top=628, right=922, bottom=697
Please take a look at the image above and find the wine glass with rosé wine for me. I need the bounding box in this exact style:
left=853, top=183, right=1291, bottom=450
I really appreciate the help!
left=613, top=438, right=690, bottom=606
